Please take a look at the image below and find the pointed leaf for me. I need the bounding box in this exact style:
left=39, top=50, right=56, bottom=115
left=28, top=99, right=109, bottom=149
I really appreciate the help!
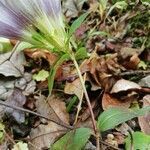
left=69, top=13, right=88, bottom=37
left=51, top=128, right=91, bottom=150
left=48, top=54, right=70, bottom=95
left=98, top=107, right=150, bottom=131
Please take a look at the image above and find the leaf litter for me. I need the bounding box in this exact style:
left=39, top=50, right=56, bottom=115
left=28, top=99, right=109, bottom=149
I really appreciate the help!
left=0, top=0, right=150, bottom=150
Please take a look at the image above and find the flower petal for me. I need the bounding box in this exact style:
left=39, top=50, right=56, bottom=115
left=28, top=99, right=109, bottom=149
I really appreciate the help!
left=0, top=0, right=65, bottom=49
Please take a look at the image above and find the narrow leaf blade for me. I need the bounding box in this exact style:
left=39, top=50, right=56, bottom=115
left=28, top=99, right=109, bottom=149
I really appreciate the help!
left=48, top=54, right=70, bottom=95
left=69, top=13, right=88, bottom=37
left=98, top=107, right=150, bottom=131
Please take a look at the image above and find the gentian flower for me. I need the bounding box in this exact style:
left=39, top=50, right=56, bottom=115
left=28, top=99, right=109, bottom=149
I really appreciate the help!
left=0, top=0, right=67, bottom=51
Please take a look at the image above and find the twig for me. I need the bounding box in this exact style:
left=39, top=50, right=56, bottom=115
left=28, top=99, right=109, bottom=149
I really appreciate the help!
left=0, top=100, right=73, bottom=130
left=120, top=70, right=150, bottom=76
left=71, top=55, right=101, bottom=150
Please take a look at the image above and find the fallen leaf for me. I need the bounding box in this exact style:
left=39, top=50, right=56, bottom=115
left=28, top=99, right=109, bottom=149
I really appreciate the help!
left=36, top=94, right=69, bottom=124
left=30, top=122, right=66, bottom=150
left=0, top=50, right=25, bottom=77
left=138, top=95, right=150, bottom=135
left=122, top=53, right=140, bottom=69
left=24, top=49, right=58, bottom=65
left=64, top=78, right=83, bottom=100
left=102, top=93, right=131, bottom=110
left=113, top=132, right=126, bottom=145
left=139, top=75, right=150, bottom=88
left=116, top=123, right=133, bottom=136
left=0, top=89, right=26, bottom=123
left=0, top=73, right=36, bottom=100
left=30, top=94, right=70, bottom=149
left=80, top=54, right=123, bottom=92
left=62, top=0, right=87, bottom=19
left=5, top=89, right=26, bottom=123
left=111, top=79, right=141, bottom=94
left=119, top=47, right=143, bottom=60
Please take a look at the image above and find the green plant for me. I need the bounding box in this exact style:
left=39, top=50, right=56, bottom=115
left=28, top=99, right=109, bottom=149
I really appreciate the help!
left=0, top=0, right=99, bottom=148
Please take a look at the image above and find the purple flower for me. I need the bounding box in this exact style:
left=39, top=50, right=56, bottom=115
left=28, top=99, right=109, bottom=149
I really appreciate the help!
left=0, top=0, right=66, bottom=50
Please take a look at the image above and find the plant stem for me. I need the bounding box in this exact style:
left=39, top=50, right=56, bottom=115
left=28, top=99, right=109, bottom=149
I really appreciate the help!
left=71, top=55, right=101, bottom=149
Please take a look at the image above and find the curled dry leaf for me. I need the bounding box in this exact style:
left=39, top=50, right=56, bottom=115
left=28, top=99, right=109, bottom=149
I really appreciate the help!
left=24, top=49, right=58, bottom=65
left=138, top=95, right=150, bottom=135
left=102, top=93, right=132, bottom=110
left=64, top=77, right=83, bottom=100
left=80, top=53, right=123, bottom=92
left=111, top=79, right=141, bottom=94
left=30, top=94, right=70, bottom=149
left=122, top=53, right=140, bottom=70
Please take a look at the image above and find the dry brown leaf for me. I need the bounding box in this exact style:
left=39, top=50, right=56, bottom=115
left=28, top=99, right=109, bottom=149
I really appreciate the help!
left=119, top=47, right=142, bottom=59
left=138, top=95, right=150, bottom=135
left=113, top=132, right=125, bottom=145
left=139, top=75, right=150, bottom=88
left=111, top=79, right=141, bottom=94
left=0, top=89, right=26, bottom=123
left=80, top=54, right=123, bottom=92
left=122, top=53, right=140, bottom=69
left=24, top=49, right=58, bottom=65
left=36, top=94, right=69, bottom=124
left=86, top=74, right=101, bottom=91
left=64, top=78, right=83, bottom=100
left=30, top=122, right=66, bottom=150
left=102, top=93, right=131, bottom=110
left=30, top=94, right=69, bottom=149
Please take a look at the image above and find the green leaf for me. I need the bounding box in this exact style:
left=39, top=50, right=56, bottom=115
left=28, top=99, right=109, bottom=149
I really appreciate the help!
left=125, top=132, right=150, bottom=150
left=97, top=106, right=150, bottom=131
left=69, top=13, right=89, bottom=37
left=75, top=47, right=88, bottom=60
left=51, top=128, right=91, bottom=150
left=33, top=69, right=49, bottom=82
left=67, top=96, right=78, bottom=112
left=48, top=54, right=70, bottom=95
